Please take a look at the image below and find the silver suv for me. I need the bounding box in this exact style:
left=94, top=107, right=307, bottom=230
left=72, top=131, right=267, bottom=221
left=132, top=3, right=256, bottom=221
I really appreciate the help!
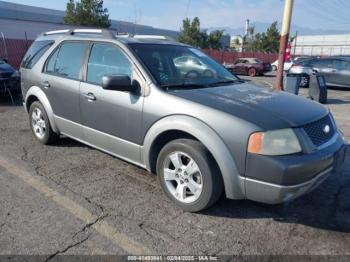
left=20, top=29, right=346, bottom=212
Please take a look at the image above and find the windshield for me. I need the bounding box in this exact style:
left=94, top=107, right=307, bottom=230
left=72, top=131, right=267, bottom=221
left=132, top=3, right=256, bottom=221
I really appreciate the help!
left=252, top=58, right=262, bottom=63
left=129, top=44, right=239, bottom=88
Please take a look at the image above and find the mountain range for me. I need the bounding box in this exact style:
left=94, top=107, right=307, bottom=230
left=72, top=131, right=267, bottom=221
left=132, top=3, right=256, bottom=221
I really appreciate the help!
left=208, top=22, right=350, bottom=36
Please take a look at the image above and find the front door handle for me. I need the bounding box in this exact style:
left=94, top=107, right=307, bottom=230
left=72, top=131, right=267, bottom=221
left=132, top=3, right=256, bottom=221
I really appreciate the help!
left=84, top=92, right=96, bottom=101
left=42, top=81, right=50, bottom=89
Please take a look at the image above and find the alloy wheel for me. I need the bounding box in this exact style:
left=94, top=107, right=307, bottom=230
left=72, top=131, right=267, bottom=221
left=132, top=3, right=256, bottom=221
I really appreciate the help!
left=163, top=151, right=203, bottom=204
left=31, top=107, right=46, bottom=139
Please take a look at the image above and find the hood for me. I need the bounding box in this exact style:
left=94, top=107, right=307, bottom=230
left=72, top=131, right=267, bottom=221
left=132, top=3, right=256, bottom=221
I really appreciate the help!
left=0, top=62, right=15, bottom=73
left=169, top=82, right=328, bottom=130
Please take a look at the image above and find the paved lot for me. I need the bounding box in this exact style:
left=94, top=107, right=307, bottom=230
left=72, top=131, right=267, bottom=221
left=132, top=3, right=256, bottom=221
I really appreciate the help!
left=0, top=76, right=349, bottom=257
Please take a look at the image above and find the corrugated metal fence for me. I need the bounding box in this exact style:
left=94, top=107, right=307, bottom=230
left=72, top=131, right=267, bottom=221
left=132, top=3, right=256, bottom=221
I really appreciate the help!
left=202, top=49, right=278, bottom=64
left=0, top=38, right=278, bottom=69
left=0, top=38, right=33, bottom=68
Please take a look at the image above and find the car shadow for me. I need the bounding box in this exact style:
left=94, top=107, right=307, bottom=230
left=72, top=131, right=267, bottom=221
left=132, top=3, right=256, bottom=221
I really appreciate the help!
left=51, top=137, right=90, bottom=149
left=202, top=153, right=350, bottom=233
left=327, top=85, right=350, bottom=91
left=327, top=98, right=350, bottom=105
left=48, top=135, right=350, bottom=233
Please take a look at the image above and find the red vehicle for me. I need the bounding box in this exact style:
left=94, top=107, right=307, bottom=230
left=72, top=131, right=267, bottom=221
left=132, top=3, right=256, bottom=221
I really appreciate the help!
left=223, top=58, right=271, bottom=77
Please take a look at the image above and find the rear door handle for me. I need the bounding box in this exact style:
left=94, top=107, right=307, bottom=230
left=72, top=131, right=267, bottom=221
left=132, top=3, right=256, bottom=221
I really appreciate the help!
left=84, top=92, right=96, bottom=101
left=42, top=81, right=50, bottom=89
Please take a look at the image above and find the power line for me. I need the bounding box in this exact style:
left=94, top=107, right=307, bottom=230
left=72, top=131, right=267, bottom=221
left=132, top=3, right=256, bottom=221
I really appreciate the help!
left=185, top=0, right=191, bottom=18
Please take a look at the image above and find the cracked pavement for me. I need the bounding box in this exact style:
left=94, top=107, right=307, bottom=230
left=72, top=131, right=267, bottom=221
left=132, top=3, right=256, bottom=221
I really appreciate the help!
left=0, top=81, right=350, bottom=255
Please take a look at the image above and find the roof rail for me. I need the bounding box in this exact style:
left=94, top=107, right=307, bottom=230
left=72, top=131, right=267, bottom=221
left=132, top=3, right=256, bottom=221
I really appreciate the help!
left=116, top=32, right=133, bottom=37
left=43, top=28, right=116, bottom=39
left=134, top=35, right=171, bottom=40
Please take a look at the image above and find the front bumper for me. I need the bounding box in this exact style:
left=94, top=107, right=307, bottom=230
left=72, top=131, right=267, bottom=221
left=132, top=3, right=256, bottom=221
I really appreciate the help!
left=0, top=78, right=21, bottom=93
left=243, top=134, right=347, bottom=204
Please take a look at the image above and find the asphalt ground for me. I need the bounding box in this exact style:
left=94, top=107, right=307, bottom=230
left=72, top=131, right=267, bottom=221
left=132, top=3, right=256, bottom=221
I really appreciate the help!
left=0, top=75, right=349, bottom=258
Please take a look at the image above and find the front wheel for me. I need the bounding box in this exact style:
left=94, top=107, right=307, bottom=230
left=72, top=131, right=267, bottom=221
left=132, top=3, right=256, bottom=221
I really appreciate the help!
left=157, top=139, right=223, bottom=212
left=248, top=67, right=257, bottom=77
left=29, top=101, right=59, bottom=144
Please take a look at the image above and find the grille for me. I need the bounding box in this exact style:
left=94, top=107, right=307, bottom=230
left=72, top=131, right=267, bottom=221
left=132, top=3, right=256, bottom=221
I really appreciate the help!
left=303, top=115, right=335, bottom=147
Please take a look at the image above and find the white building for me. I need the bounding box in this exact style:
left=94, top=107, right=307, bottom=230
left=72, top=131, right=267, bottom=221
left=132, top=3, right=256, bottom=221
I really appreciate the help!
left=230, top=35, right=243, bottom=51
left=293, top=34, right=350, bottom=56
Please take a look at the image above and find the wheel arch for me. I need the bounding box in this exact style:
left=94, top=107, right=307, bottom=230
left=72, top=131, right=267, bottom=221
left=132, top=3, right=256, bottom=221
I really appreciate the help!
left=142, top=115, right=245, bottom=199
left=25, top=86, right=59, bottom=133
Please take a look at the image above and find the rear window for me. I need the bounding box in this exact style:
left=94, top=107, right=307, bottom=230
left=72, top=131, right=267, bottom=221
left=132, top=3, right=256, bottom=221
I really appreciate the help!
left=21, top=40, right=54, bottom=69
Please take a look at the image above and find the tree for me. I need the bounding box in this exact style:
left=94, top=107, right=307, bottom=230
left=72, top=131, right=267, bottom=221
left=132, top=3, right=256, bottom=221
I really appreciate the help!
left=178, top=17, right=203, bottom=48
left=178, top=17, right=224, bottom=49
left=262, top=21, right=280, bottom=52
left=64, top=0, right=111, bottom=28
left=208, top=30, right=224, bottom=50
left=245, top=21, right=280, bottom=53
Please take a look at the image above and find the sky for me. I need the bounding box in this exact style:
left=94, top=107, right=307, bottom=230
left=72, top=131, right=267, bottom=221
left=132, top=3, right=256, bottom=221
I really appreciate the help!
left=7, top=0, right=350, bottom=32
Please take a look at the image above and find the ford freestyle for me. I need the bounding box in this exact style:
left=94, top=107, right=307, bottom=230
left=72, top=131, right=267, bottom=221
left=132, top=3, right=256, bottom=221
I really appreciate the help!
left=20, top=29, right=347, bottom=212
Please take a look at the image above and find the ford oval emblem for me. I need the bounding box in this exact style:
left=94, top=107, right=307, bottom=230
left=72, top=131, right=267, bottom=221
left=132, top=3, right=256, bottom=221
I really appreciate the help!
left=323, top=124, right=330, bottom=134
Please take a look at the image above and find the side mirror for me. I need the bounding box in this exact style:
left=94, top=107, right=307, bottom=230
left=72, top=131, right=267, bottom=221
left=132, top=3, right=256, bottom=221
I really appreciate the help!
left=311, top=68, right=319, bottom=75
left=102, top=75, right=134, bottom=92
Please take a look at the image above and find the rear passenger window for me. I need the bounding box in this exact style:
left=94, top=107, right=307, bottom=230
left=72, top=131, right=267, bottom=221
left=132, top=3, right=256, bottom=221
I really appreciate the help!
left=87, top=43, right=132, bottom=85
left=46, top=42, right=87, bottom=80
left=312, top=59, right=330, bottom=68
left=21, top=40, right=54, bottom=69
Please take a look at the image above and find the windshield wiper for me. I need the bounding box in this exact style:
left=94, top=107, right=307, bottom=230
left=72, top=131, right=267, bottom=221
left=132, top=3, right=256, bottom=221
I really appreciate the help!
left=208, top=79, right=240, bottom=87
left=161, top=83, right=208, bottom=90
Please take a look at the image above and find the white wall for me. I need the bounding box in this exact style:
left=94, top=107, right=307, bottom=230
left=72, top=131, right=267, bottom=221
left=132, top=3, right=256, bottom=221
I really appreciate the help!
left=293, top=34, right=350, bottom=56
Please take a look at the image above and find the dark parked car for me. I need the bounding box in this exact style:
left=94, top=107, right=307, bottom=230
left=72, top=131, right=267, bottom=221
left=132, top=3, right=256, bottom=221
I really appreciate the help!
left=223, top=58, right=271, bottom=77
left=289, top=57, right=350, bottom=88
left=0, top=58, right=20, bottom=95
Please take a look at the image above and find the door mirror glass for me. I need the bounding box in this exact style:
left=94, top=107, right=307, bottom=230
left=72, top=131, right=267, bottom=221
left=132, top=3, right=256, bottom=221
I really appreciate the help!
left=102, top=75, right=134, bottom=92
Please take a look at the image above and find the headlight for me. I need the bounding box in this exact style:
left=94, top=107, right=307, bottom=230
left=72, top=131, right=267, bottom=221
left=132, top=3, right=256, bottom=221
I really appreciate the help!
left=248, top=128, right=302, bottom=155
left=11, top=70, right=20, bottom=78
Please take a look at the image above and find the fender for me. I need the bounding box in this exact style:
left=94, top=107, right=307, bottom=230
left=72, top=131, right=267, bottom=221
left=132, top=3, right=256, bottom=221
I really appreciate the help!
left=142, top=115, right=245, bottom=199
left=25, top=86, right=59, bottom=134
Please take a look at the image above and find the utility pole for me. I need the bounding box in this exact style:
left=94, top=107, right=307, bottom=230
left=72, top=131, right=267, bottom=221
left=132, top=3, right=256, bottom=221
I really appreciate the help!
left=275, top=0, right=294, bottom=90
left=293, top=30, right=298, bottom=56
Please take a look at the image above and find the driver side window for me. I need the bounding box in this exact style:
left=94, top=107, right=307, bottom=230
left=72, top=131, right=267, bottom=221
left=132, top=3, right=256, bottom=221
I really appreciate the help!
left=86, top=43, right=132, bottom=85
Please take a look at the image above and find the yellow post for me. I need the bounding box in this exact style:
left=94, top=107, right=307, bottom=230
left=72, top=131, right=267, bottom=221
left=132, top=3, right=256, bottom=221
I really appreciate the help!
left=275, top=0, right=294, bottom=90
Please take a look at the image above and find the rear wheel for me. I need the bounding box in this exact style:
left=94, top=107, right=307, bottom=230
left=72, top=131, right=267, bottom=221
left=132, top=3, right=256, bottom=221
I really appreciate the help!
left=29, top=101, right=59, bottom=144
left=300, top=75, right=310, bottom=88
left=248, top=67, right=257, bottom=77
left=157, top=139, right=223, bottom=212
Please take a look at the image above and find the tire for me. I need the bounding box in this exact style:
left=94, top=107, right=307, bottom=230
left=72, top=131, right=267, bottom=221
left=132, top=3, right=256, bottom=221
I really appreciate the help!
left=185, top=70, right=199, bottom=79
left=248, top=67, right=257, bottom=77
left=157, top=138, right=223, bottom=212
left=202, top=69, right=214, bottom=78
left=272, top=65, right=277, bottom=71
left=300, top=75, right=309, bottom=88
left=29, top=101, right=59, bottom=145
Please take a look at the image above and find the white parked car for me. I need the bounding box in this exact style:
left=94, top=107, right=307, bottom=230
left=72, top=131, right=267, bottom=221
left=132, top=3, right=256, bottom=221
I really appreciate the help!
left=271, top=59, right=293, bottom=71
